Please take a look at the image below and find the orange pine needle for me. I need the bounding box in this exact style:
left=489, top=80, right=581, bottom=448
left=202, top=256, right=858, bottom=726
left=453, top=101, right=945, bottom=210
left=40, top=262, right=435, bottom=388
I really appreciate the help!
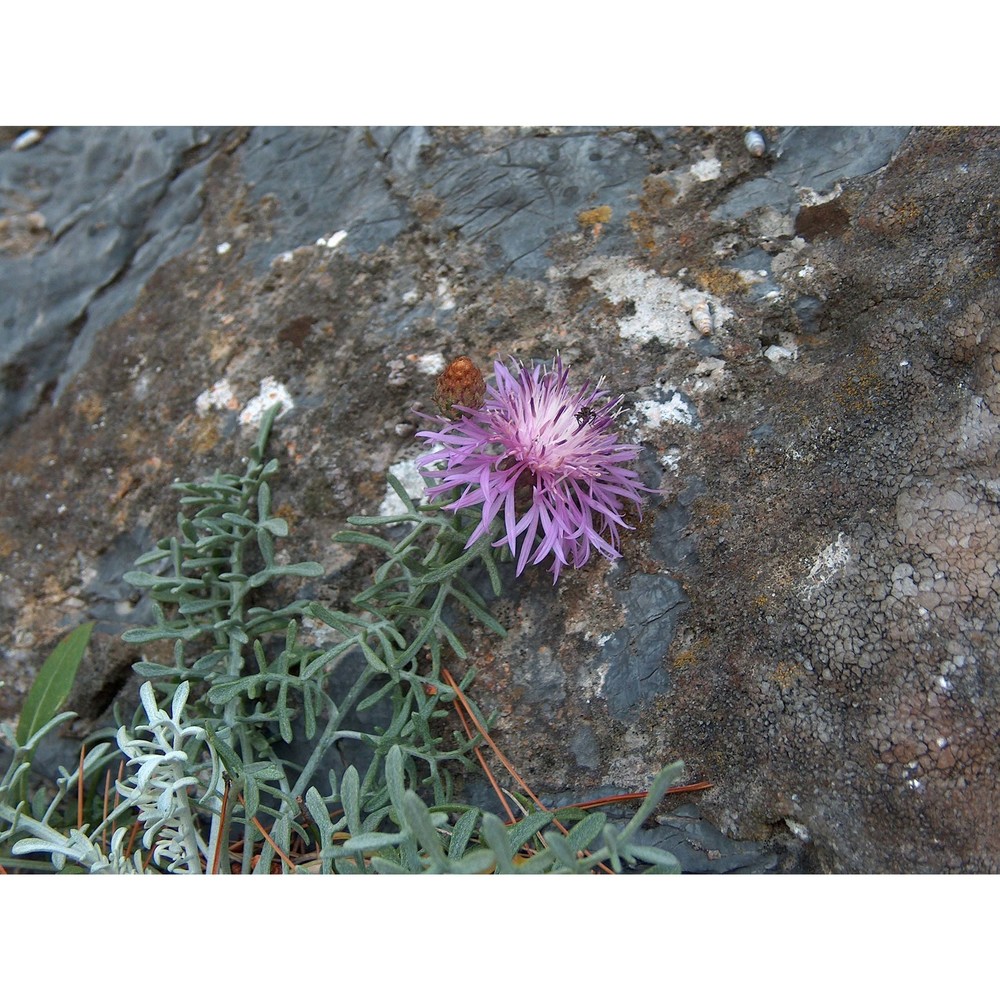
left=449, top=688, right=517, bottom=824
left=440, top=669, right=705, bottom=875
left=441, top=669, right=617, bottom=877
left=111, top=759, right=124, bottom=833
left=210, top=780, right=231, bottom=875
left=125, top=818, right=141, bottom=858
left=443, top=667, right=571, bottom=836
left=565, top=781, right=713, bottom=812
left=77, top=743, right=86, bottom=830
left=237, top=793, right=296, bottom=872
left=102, top=768, right=113, bottom=853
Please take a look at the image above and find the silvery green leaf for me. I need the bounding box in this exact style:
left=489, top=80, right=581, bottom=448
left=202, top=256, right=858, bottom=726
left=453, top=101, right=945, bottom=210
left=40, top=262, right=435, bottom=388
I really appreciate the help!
left=384, top=745, right=406, bottom=816
left=447, top=848, right=497, bottom=874
left=341, top=767, right=361, bottom=835
left=507, top=809, right=555, bottom=852
left=565, top=811, right=607, bottom=853
left=618, top=760, right=686, bottom=841
left=602, top=824, right=623, bottom=873
left=257, top=517, right=289, bottom=537
left=448, top=807, right=481, bottom=859
left=543, top=831, right=581, bottom=871
left=401, top=791, right=448, bottom=869
left=625, top=843, right=681, bottom=873
left=333, top=831, right=405, bottom=854
left=369, top=856, right=410, bottom=874
left=480, top=813, right=515, bottom=873
left=15, top=711, right=78, bottom=753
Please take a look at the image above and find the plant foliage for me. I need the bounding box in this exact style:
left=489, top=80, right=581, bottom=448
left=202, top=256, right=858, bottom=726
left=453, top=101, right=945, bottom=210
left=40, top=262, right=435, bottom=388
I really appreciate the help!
left=1, top=406, right=682, bottom=874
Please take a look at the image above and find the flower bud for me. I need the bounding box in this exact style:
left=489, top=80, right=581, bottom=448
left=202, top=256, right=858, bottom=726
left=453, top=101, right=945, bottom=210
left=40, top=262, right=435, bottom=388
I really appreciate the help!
left=433, top=355, right=486, bottom=419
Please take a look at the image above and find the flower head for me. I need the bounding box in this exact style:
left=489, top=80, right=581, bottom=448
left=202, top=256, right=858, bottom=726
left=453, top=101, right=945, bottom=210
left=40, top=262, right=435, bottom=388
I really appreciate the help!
left=417, top=357, right=652, bottom=580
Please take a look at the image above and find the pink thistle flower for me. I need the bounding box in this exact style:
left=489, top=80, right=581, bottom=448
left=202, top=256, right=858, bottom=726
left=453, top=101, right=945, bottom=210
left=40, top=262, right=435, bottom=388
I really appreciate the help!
left=417, top=357, right=653, bottom=581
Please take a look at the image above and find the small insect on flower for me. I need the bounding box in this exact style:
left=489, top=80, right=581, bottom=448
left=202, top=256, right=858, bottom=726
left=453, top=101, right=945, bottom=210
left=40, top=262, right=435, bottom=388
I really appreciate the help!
left=417, top=356, right=654, bottom=581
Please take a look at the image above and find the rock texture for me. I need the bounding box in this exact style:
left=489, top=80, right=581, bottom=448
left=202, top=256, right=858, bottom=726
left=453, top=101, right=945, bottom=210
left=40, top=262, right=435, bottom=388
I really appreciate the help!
left=2, top=125, right=998, bottom=872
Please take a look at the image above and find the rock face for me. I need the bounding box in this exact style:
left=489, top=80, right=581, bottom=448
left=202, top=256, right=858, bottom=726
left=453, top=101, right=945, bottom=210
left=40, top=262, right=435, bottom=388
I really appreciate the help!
left=2, top=125, right=997, bottom=872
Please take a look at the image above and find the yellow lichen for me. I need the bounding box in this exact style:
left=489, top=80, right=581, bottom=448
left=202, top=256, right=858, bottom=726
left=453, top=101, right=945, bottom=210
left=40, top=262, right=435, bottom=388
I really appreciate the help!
left=695, top=267, right=751, bottom=297
left=831, top=345, right=883, bottom=417
left=772, top=660, right=804, bottom=689
left=190, top=418, right=222, bottom=455
left=577, top=205, right=613, bottom=228
left=671, top=636, right=711, bottom=671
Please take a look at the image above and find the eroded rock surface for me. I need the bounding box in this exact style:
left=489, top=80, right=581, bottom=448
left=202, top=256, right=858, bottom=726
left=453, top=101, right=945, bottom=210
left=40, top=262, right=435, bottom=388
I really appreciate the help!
left=2, top=125, right=997, bottom=871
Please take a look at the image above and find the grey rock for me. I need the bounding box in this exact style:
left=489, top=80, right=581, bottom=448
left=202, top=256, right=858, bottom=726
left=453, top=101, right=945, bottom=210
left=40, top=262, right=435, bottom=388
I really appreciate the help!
left=5, top=126, right=1000, bottom=873
left=599, top=572, right=688, bottom=719
left=0, top=127, right=226, bottom=433
left=714, top=125, right=911, bottom=219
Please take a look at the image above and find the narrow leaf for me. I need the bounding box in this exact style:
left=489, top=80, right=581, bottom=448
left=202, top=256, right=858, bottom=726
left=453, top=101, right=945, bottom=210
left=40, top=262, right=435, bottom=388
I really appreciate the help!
left=385, top=745, right=406, bottom=816
left=544, top=831, right=581, bottom=871
left=341, top=767, right=361, bottom=836
left=448, top=807, right=481, bottom=860
left=447, top=848, right=496, bottom=875
left=401, top=791, right=448, bottom=869
left=16, top=622, right=93, bottom=748
left=333, top=831, right=405, bottom=854
left=565, top=811, right=607, bottom=854
left=618, top=760, right=686, bottom=841
left=204, top=724, right=244, bottom=780
left=480, top=813, right=515, bottom=873
left=507, top=809, right=556, bottom=852
left=625, top=843, right=681, bottom=873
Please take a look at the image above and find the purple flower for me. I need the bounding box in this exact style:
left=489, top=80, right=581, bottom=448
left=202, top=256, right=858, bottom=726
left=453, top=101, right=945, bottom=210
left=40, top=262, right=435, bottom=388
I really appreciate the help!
left=417, top=357, right=652, bottom=580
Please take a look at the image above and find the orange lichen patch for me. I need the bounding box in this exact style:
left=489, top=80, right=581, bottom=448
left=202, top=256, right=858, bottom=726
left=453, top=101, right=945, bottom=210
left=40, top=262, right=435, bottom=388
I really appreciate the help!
left=168, top=413, right=223, bottom=458
left=73, top=392, right=105, bottom=425
left=696, top=499, right=733, bottom=528
left=273, top=502, right=297, bottom=530
left=672, top=648, right=698, bottom=671
left=433, top=355, right=486, bottom=418
left=857, top=196, right=926, bottom=237
left=578, top=205, right=613, bottom=228
left=110, top=469, right=140, bottom=505
left=627, top=174, right=678, bottom=253
left=694, top=266, right=751, bottom=297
